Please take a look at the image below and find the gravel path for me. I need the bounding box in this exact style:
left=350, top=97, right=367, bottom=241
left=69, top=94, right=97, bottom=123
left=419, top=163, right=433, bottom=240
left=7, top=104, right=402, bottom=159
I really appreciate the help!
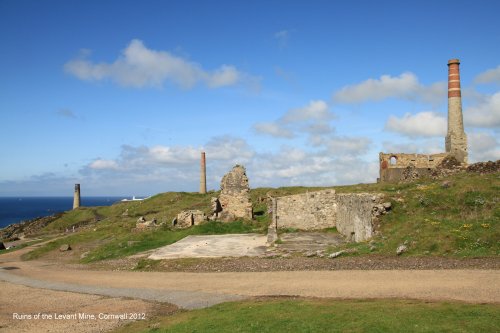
left=85, top=255, right=500, bottom=272
left=0, top=268, right=245, bottom=310
left=0, top=281, right=177, bottom=333
left=0, top=241, right=498, bottom=329
left=1, top=260, right=499, bottom=306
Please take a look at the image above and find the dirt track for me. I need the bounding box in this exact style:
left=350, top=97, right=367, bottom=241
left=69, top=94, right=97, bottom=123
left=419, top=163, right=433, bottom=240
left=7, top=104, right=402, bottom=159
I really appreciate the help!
left=0, top=243, right=499, bottom=332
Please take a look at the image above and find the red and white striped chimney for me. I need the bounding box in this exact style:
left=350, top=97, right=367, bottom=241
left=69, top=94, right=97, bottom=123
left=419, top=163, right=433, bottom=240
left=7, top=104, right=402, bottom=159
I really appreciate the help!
left=445, top=59, right=468, bottom=164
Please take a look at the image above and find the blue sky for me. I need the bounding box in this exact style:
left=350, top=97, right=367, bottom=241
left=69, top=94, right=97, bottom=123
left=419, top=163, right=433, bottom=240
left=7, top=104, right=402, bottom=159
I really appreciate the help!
left=1, top=0, right=499, bottom=196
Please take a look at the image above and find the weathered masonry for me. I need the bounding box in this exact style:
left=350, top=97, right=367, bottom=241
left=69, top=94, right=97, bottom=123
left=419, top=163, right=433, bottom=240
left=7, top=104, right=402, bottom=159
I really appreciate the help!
left=217, top=165, right=253, bottom=220
left=379, top=59, right=468, bottom=182
left=73, top=184, right=81, bottom=209
left=272, top=189, right=386, bottom=242
left=379, top=153, right=448, bottom=182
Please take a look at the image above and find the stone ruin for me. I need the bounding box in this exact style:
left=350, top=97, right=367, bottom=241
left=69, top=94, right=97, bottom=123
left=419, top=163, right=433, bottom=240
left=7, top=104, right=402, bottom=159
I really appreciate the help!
left=267, top=189, right=390, bottom=243
left=379, top=59, right=469, bottom=183
left=135, top=216, right=160, bottom=230
left=172, top=165, right=253, bottom=228
left=173, top=210, right=207, bottom=229
left=169, top=163, right=393, bottom=244
left=214, top=165, right=253, bottom=221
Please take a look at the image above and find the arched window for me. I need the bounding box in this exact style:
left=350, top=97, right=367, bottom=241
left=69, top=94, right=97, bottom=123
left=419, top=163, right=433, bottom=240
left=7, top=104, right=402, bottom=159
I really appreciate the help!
left=389, top=156, right=397, bottom=166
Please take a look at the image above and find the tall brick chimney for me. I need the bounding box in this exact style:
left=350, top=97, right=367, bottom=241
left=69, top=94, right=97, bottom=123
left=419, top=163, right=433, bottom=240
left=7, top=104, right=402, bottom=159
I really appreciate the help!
left=200, top=152, right=207, bottom=194
left=445, top=59, right=468, bottom=164
left=73, top=184, right=81, bottom=209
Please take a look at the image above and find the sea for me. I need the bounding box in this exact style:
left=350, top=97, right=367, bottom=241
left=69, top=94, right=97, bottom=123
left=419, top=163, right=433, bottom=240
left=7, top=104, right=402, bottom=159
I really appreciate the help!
left=0, top=197, right=124, bottom=229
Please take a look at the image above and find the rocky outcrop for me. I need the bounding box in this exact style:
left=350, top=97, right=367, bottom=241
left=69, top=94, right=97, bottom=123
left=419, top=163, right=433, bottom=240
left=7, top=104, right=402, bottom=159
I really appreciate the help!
left=0, top=213, right=62, bottom=241
left=173, top=210, right=207, bottom=229
left=59, top=244, right=71, bottom=252
left=396, top=244, right=408, bottom=255
left=135, top=217, right=159, bottom=230
left=217, top=165, right=253, bottom=221
left=467, top=160, right=500, bottom=174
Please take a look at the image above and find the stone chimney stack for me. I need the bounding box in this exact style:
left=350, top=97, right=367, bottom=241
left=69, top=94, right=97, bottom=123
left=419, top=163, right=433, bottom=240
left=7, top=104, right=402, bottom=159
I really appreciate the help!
left=445, top=59, right=468, bottom=164
left=200, top=152, right=207, bottom=194
left=73, top=184, right=81, bottom=209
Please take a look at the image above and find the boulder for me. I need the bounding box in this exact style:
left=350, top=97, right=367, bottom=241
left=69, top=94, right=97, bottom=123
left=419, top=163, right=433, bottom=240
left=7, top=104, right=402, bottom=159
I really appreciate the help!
left=174, top=210, right=207, bottom=229
left=59, top=244, right=71, bottom=252
left=441, top=180, right=453, bottom=189
left=329, top=250, right=345, bottom=258
left=467, top=160, right=500, bottom=173
left=396, top=245, right=407, bottom=255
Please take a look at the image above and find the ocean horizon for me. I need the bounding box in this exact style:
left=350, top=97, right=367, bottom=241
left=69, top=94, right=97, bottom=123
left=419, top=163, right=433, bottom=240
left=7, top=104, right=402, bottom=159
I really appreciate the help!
left=0, top=196, right=124, bottom=229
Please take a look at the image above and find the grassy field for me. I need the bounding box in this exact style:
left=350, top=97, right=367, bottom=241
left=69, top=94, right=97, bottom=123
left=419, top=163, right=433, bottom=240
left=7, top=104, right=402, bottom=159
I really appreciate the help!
left=113, top=298, right=500, bottom=333
left=20, top=171, right=499, bottom=261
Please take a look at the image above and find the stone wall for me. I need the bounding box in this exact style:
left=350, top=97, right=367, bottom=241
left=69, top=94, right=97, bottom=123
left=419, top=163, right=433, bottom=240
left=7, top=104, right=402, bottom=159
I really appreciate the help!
left=275, top=190, right=336, bottom=230
left=379, top=152, right=448, bottom=182
left=336, top=193, right=380, bottom=242
left=218, top=165, right=253, bottom=220
left=273, top=190, right=385, bottom=242
left=174, top=210, right=206, bottom=229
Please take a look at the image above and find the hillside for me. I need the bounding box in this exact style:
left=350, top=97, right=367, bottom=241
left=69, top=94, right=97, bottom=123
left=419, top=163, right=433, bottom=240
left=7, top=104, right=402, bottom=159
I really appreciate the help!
left=4, top=170, right=499, bottom=263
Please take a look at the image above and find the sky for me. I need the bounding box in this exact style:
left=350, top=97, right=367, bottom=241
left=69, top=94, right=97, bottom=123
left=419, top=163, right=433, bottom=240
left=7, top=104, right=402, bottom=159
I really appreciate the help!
left=0, top=0, right=499, bottom=196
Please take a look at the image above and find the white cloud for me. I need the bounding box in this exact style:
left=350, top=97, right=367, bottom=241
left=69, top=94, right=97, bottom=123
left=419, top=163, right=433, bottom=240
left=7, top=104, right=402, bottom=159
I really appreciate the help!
left=333, top=72, right=445, bottom=105
left=206, top=65, right=240, bottom=88
left=418, top=81, right=447, bottom=105
left=468, top=132, right=500, bottom=162
left=253, top=122, right=294, bottom=138
left=334, top=72, right=418, bottom=103
left=251, top=147, right=376, bottom=187
left=475, top=65, right=500, bottom=84
left=79, top=133, right=380, bottom=194
left=148, top=145, right=200, bottom=164
left=254, top=100, right=334, bottom=139
left=89, top=159, right=119, bottom=170
left=281, top=100, right=332, bottom=123
left=464, top=92, right=500, bottom=128
left=204, top=136, right=255, bottom=162
left=382, top=139, right=444, bottom=155
left=64, top=39, right=253, bottom=89
left=321, top=136, right=371, bottom=155
left=385, top=111, right=447, bottom=138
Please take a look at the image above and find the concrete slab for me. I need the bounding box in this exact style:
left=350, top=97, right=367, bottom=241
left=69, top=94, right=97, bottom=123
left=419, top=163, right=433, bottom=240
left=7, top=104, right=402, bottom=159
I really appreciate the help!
left=278, top=232, right=345, bottom=252
left=148, top=234, right=267, bottom=259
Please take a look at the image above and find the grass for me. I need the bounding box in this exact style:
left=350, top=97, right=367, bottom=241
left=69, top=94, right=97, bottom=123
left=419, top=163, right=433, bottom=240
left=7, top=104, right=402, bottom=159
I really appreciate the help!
left=81, top=220, right=258, bottom=263
left=22, top=190, right=264, bottom=262
left=112, top=298, right=500, bottom=333
left=322, top=172, right=500, bottom=257
left=371, top=172, right=499, bottom=257
left=22, top=219, right=259, bottom=262
left=20, top=171, right=500, bottom=261
left=43, top=208, right=99, bottom=232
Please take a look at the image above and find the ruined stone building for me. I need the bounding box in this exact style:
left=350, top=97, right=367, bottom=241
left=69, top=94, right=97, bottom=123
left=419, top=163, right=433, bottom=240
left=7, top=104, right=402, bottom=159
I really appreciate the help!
left=215, top=165, right=253, bottom=221
left=379, top=59, right=468, bottom=182
left=268, top=189, right=389, bottom=242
